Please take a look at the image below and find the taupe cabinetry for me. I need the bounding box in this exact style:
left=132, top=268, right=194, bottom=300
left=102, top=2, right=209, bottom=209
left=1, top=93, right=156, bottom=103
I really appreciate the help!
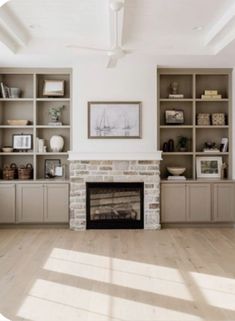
left=187, top=184, right=211, bottom=222
left=213, top=184, right=235, bottom=222
left=44, top=184, right=69, bottom=223
left=16, top=183, right=69, bottom=223
left=161, top=184, right=186, bottom=222
left=16, top=184, right=44, bottom=223
left=161, top=182, right=235, bottom=223
left=0, top=184, right=15, bottom=223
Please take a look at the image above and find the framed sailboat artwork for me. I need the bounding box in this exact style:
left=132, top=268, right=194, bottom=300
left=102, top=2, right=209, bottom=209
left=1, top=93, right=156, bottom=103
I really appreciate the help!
left=88, top=101, right=142, bottom=139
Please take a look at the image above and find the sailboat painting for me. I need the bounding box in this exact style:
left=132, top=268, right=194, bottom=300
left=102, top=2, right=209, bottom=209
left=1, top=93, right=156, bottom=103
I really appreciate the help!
left=88, top=102, right=141, bottom=138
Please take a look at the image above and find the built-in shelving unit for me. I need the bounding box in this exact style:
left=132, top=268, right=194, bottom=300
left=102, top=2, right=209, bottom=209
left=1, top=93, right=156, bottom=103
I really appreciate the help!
left=0, top=68, right=72, bottom=181
left=157, top=68, right=232, bottom=180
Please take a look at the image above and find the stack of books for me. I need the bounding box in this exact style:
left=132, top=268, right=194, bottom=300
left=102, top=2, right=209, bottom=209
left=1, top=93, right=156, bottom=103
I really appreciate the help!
left=201, top=90, right=222, bottom=100
left=168, top=94, right=184, bottom=99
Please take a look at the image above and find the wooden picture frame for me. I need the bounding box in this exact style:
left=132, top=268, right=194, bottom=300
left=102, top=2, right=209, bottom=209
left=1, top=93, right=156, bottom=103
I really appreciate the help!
left=43, top=80, right=65, bottom=97
left=12, top=134, right=32, bottom=150
left=88, top=101, right=142, bottom=139
left=196, top=156, right=222, bottom=179
left=44, top=159, right=61, bottom=178
left=165, top=109, right=184, bottom=125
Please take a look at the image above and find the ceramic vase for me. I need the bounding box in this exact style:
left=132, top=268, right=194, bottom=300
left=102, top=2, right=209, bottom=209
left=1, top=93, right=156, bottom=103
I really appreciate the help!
left=50, top=135, right=64, bottom=152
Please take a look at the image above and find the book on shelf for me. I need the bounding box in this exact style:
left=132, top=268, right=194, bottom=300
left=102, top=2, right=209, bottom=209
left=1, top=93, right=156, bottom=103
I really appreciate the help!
left=167, top=176, right=186, bottom=180
left=0, top=82, right=7, bottom=98
left=201, top=94, right=222, bottom=99
left=168, top=94, right=184, bottom=98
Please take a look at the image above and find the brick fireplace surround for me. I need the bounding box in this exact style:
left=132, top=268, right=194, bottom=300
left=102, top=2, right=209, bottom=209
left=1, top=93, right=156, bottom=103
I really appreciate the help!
left=69, top=152, right=162, bottom=230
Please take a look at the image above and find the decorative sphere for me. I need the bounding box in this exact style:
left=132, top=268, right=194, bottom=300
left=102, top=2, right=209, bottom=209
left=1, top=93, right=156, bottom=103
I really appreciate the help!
left=50, top=135, right=64, bottom=152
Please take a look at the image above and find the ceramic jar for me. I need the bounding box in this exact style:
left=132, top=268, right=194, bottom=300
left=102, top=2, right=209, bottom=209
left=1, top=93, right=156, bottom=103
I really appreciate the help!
left=50, top=135, right=64, bottom=152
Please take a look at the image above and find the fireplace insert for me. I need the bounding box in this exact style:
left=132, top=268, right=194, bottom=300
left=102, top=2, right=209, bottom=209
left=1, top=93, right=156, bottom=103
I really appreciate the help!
left=86, top=182, right=144, bottom=229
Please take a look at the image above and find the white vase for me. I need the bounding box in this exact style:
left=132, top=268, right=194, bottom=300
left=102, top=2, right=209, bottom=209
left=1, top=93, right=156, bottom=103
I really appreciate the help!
left=50, top=135, right=64, bottom=152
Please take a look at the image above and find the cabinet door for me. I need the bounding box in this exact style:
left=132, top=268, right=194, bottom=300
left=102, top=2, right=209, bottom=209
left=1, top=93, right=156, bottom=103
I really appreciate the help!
left=44, top=184, right=69, bottom=223
left=161, top=184, right=186, bottom=222
left=187, top=184, right=211, bottom=222
left=213, top=184, right=235, bottom=222
left=0, top=184, right=15, bottom=223
left=16, top=184, right=44, bottom=223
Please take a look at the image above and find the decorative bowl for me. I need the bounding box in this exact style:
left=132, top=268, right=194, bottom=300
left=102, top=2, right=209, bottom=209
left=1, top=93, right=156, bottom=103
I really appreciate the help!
left=7, top=120, right=29, bottom=126
left=2, top=147, right=13, bottom=153
left=167, top=167, right=186, bottom=176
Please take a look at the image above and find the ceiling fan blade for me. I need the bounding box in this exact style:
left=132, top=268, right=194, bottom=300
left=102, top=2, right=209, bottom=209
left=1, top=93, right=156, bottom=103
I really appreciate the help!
left=66, top=45, right=108, bottom=52
left=107, top=56, right=118, bottom=68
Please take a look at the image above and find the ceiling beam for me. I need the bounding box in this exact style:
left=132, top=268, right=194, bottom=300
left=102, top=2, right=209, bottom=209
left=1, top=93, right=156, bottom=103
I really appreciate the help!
left=0, top=26, right=18, bottom=52
left=0, top=5, right=29, bottom=47
left=205, top=2, right=235, bottom=51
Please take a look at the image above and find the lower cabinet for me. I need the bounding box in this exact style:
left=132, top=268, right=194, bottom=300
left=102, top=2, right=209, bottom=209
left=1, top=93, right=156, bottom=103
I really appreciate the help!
left=161, top=182, right=235, bottom=223
left=16, top=184, right=44, bottom=223
left=0, top=184, right=15, bottom=223
left=161, top=184, right=186, bottom=222
left=16, top=183, right=69, bottom=223
left=44, top=184, right=69, bottom=223
left=213, top=184, right=235, bottom=222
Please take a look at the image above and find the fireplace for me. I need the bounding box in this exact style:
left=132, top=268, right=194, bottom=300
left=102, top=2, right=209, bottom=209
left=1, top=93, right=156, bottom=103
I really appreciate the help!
left=86, top=182, right=144, bottom=229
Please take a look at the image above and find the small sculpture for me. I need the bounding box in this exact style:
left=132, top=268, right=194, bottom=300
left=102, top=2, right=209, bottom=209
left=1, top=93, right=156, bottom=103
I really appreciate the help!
left=170, top=82, right=179, bottom=95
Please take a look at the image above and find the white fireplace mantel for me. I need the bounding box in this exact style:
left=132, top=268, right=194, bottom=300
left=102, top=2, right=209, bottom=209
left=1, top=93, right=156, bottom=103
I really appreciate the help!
left=68, top=151, right=162, bottom=161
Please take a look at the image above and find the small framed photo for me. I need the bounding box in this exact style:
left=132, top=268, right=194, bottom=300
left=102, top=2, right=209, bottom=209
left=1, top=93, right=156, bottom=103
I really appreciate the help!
left=43, top=80, right=65, bottom=97
left=165, top=110, right=184, bottom=125
left=13, top=134, right=32, bottom=150
left=44, top=159, right=61, bottom=178
left=88, top=101, right=141, bottom=138
left=196, top=156, right=222, bottom=179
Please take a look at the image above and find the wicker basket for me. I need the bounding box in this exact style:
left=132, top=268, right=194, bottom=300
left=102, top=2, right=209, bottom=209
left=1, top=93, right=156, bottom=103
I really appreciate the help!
left=18, top=163, right=33, bottom=180
left=3, top=163, right=18, bottom=180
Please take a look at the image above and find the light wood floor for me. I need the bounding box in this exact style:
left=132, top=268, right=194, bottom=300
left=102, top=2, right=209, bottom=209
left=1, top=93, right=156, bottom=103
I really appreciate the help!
left=0, top=228, right=235, bottom=321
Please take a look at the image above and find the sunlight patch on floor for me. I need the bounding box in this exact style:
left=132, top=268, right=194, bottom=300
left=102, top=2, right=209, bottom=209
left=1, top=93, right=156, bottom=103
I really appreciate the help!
left=191, top=272, right=235, bottom=311
left=17, top=279, right=203, bottom=321
left=43, top=248, right=193, bottom=301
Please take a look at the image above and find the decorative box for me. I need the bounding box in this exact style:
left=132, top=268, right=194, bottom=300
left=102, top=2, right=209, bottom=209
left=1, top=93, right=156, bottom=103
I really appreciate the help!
left=211, top=113, right=225, bottom=126
left=197, top=113, right=210, bottom=126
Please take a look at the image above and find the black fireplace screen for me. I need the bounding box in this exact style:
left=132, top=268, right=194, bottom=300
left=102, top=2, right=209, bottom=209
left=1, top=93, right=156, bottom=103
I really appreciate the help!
left=86, top=182, right=144, bottom=229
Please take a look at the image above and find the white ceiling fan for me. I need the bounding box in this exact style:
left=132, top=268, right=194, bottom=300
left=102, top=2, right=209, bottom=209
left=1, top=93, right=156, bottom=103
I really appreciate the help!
left=67, top=0, right=129, bottom=68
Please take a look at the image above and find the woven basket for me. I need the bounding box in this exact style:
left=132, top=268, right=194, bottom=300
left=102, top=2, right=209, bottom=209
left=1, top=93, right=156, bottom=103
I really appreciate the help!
left=3, top=163, right=18, bottom=180
left=18, top=163, right=33, bottom=180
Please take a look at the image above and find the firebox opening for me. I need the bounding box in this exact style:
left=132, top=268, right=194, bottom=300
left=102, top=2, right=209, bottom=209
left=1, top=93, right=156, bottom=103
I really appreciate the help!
left=86, top=182, right=144, bottom=229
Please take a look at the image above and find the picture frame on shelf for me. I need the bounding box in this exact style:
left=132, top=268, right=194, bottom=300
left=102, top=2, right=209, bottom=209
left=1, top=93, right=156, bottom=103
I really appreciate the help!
left=44, top=159, right=61, bottom=178
left=43, top=80, right=65, bottom=97
left=165, top=109, right=184, bottom=125
left=12, top=134, right=32, bottom=150
left=196, top=156, right=223, bottom=179
left=88, top=101, right=142, bottom=138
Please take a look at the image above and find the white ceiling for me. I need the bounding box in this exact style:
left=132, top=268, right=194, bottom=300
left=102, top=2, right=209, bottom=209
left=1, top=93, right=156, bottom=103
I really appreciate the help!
left=1, top=0, right=235, bottom=67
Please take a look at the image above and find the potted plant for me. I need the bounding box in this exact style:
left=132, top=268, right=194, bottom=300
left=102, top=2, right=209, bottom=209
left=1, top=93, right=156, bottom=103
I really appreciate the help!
left=48, top=105, right=64, bottom=124
left=177, top=136, right=188, bottom=152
